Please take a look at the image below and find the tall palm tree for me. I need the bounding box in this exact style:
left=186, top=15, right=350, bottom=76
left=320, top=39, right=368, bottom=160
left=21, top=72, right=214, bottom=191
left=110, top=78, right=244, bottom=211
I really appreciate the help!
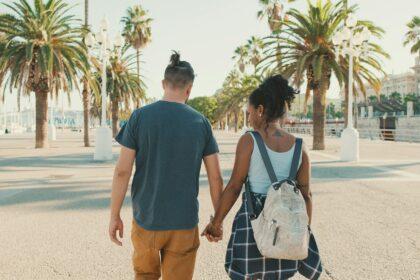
left=0, top=0, right=89, bottom=148
left=264, top=0, right=348, bottom=150
left=215, top=71, right=259, bottom=132
left=232, top=45, right=249, bottom=73
left=91, top=47, right=145, bottom=136
left=403, top=16, right=420, bottom=55
left=82, top=0, right=90, bottom=147
left=246, top=36, right=265, bottom=72
left=121, top=5, right=152, bottom=107
left=257, top=0, right=295, bottom=32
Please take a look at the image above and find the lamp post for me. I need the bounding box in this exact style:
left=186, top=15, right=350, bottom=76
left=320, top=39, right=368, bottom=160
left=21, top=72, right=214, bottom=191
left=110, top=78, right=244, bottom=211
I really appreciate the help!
left=85, top=17, right=123, bottom=161
left=332, top=14, right=371, bottom=162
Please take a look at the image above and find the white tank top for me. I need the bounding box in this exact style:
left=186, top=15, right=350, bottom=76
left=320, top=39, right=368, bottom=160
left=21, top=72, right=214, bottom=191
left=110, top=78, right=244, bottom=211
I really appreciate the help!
left=248, top=133, right=302, bottom=194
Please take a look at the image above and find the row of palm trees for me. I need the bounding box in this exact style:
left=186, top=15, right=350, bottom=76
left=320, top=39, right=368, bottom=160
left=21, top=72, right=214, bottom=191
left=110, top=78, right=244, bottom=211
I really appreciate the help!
left=215, top=0, right=419, bottom=150
left=0, top=0, right=152, bottom=148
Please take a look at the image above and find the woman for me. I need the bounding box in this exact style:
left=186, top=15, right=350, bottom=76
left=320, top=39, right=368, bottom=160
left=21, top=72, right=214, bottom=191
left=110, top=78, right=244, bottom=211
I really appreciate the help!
left=202, top=75, right=322, bottom=279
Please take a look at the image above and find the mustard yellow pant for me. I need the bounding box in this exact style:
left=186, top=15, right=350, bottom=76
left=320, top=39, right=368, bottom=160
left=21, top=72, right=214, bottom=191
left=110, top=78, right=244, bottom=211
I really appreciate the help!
left=131, top=220, right=200, bottom=280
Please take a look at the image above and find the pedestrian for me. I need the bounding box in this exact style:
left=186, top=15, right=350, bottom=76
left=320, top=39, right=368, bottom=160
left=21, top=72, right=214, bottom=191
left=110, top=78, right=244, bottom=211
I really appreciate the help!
left=202, top=75, right=322, bottom=279
left=109, top=51, right=224, bottom=280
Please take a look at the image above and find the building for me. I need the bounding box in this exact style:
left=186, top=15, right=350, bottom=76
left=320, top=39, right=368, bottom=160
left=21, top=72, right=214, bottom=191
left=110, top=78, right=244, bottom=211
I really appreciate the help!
left=364, top=56, right=420, bottom=99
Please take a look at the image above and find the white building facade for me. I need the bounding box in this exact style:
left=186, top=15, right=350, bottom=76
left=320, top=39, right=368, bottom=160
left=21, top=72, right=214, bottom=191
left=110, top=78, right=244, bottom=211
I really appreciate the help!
left=364, top=56, right=420, bottom=98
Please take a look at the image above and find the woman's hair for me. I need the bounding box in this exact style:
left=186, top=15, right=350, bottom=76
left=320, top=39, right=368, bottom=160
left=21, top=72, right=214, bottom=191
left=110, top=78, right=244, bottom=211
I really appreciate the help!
left=164, top=51, right=195, bottom=88
left=249, top=74, right=296, bottom=123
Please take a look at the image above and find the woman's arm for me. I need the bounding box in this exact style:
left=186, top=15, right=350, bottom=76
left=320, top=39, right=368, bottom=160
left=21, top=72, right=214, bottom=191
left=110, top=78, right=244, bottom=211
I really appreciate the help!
left=201, top=133, right=253, bottom=241
left=296, top=142, right=312, bottom=225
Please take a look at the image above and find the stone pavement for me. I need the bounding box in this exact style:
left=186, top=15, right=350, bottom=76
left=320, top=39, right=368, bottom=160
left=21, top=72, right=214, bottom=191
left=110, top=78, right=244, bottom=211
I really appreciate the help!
left=0, top=130, right=419, bottom=280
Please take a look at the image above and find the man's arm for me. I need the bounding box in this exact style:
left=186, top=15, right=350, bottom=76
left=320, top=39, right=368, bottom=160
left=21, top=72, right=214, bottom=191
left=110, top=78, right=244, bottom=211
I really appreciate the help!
left=203, top=153, right=223, bottom=210
left=109, top=146, right=136, bottom=246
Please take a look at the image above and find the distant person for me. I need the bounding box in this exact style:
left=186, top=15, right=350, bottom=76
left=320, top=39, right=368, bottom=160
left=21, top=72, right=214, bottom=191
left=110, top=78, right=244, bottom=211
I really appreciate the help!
left=108, top=51, right=223, bottom=280
left=202, top=75, right=322, bottom=279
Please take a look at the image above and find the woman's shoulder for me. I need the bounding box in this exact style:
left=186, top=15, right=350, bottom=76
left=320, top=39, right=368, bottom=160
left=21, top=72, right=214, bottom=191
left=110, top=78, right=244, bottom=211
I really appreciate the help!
left=236, top=132, right=254, bottom=154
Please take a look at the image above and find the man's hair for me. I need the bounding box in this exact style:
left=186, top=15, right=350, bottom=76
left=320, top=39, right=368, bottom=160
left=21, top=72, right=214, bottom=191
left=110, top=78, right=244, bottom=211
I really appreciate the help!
left=164, top=51, right=195, bottom=88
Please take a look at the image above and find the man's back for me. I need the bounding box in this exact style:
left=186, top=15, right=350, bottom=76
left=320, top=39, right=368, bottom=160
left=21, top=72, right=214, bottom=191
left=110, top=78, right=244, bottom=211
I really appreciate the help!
left=116, top=100, right=219, bottom=230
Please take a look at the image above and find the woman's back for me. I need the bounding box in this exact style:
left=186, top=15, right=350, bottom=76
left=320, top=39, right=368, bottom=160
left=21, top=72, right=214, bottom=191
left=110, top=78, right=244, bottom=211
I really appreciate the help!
left=248, top=130, right=302, bottom=194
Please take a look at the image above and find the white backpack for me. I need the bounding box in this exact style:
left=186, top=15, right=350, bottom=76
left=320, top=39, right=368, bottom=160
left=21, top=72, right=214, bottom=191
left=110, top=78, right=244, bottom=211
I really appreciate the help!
left=246, top=131, right=309, bottom=260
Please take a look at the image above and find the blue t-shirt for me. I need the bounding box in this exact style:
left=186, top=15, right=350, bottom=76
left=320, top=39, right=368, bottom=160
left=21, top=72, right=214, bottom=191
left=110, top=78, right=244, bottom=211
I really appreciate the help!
left=115, top=100, right=219, bottom=230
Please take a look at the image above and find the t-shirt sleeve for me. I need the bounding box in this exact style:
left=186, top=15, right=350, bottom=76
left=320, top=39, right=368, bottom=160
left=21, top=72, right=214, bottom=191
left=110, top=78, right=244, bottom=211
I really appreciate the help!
left=203, top=118, right=219, bottom=157
left=115, top=111, right=138, bottom=151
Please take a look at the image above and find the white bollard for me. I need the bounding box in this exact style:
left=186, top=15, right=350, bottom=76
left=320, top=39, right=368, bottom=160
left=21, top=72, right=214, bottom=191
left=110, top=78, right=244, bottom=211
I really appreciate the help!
left=94, top=127, right=113, bottom=161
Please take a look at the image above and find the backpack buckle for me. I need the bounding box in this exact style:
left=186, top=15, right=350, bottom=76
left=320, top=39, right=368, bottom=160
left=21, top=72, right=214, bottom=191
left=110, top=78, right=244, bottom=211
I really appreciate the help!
left=270, top=181, right=282, bottom=190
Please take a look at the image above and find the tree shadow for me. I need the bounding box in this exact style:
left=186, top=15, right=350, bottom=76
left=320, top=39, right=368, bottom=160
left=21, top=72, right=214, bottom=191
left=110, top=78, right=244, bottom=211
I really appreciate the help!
left=0, top=152, right=120, bottom=171
left=0, top=183, right=131, bottom=211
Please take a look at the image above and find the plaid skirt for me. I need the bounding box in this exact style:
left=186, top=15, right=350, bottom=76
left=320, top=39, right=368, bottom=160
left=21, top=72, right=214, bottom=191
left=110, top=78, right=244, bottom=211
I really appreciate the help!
left=225, top=192, right=322, bottom=280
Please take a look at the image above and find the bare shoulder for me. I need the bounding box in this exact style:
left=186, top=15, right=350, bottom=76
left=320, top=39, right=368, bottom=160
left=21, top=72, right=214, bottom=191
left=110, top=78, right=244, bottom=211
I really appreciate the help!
left=299, top=138, right=310, bottom=162
left=236, top=133, right=254, bottom=154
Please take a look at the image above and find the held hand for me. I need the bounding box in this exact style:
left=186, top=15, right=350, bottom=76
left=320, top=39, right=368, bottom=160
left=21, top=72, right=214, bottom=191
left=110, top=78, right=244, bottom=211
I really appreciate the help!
left=201, top=222, right=223, bottom=242
left=109, top=216, right=124, bottom=246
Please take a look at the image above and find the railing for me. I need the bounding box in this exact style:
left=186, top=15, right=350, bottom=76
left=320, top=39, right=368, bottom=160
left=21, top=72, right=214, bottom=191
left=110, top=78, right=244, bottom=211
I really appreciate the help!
left=283, top=126, right=420, bottom=143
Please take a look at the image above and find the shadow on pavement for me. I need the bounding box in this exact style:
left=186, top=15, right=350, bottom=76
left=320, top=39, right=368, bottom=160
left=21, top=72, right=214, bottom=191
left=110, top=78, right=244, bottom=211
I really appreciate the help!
left=0, top=184, right=131, bottom=211
left=0, top=153, right=119, bottom=170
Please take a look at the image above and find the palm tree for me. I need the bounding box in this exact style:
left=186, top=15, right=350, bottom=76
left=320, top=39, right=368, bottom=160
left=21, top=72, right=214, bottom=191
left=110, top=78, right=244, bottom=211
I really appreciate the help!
left=121, top=5, right=152, bottom=107
left=82, top=0, right=91, bottom=147
left=91, top=47, right=145, bottom=136
left=264, top=0, right=348, bottom=150
left=232, top=45, right=249, bottom=73
left=0, top=0, right=89, bottom=148
left=246, top=36, right=265, bottom=72
left=403, top=16, right=420, bottom=55
left=257, top=0, right=295, bottom=32
left=215, top=71, right=259, bottom=132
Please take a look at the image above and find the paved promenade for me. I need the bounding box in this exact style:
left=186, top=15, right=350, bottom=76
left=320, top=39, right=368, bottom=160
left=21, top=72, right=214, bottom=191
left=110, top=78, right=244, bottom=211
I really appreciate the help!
left=0, top=130, right=419, bottom=280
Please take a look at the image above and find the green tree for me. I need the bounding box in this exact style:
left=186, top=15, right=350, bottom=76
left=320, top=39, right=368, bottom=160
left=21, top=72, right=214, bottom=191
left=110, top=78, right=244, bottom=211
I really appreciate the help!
left=257, top=0, right=295, bottom=32
left=215, top=72, right=260, bottom=132
left=232, top=45, right=249, bottom=73
left=91, top=48, right=145, bottom=137
left=187, top=96, right=218, bottom=124
left=264, top=0, right=347, bottom=150
left=403, top=16, right=420, bottom=55
left=368, top=95, right=378, bottom=103
left=246, top=36, right=264, bottom=72
left=389, top=92, right=402, bottom=104
left=121, top=4, right=152, bottom=108
left=0, top=0, right=89, bottom=148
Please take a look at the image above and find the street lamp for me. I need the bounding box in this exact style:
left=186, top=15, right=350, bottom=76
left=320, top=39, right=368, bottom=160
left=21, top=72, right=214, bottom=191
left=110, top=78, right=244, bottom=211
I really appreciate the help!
left=86, top=17, right=123, bottom=161
left=333, top=14, right=371, bottom=162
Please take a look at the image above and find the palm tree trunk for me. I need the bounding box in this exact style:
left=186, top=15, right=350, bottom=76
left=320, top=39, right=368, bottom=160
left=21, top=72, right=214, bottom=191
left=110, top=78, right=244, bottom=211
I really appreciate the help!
left=84, top=0, right=88, bottom=26
left=234, top=111, right=239, bottom=133
left=111, top=99, right=119, bottom=137
left=35, top=91, right=49, bottom=148
left=82, top=0, right=90, bottom=146
left=312, top=85, right=327, bottom=150
left=82, top=80, right=90, bottom=147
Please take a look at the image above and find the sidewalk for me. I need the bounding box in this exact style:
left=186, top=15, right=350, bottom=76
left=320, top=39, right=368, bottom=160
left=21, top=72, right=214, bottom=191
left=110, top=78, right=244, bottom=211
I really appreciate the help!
left=0, top=131, right=419, bottom=279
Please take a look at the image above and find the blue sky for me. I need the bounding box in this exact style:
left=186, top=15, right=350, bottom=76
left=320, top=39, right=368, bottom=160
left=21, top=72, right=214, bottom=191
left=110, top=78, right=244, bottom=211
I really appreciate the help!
left=1, top=0, right=419, bottom=111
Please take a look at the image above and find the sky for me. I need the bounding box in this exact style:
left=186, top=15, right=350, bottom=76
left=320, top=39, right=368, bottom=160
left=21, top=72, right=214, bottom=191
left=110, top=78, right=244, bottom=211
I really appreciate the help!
left=1, top=0, right=419, bottom=112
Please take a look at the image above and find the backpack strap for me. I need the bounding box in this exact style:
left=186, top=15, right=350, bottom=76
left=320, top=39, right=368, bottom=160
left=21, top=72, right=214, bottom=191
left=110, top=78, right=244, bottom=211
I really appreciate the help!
left=288, top=138, right=303, bottom=180
left=250, top=131, right=277, bottom=184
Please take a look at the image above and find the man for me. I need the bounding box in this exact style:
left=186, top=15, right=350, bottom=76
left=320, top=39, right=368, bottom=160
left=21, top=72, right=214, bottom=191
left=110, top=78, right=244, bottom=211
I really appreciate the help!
left=108, top=51, right=224, bottom=280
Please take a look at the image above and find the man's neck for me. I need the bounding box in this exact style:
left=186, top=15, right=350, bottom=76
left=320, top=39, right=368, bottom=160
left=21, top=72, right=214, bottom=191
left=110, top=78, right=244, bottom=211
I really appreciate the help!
left=162, top=93, right=186, bottom=104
